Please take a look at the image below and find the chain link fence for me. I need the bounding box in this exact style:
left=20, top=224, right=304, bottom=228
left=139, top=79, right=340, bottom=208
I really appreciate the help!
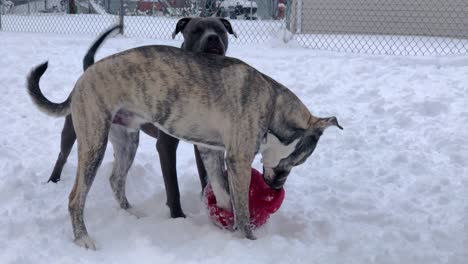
left=1, top=0, right=467, bottom=55
left=0, top=0, right=284, bottom=44
left=288, top=0, right=468, bottom=55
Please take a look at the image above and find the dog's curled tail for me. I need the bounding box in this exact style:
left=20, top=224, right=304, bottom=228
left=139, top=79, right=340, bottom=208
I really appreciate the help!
left=27, top=62, right=71, bottom=117
left=83, top=24, right=122, bottom=71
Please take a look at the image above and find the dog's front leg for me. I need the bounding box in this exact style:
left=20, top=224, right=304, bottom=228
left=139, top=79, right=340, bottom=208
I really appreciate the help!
left=225, top=152, right=256, bottom=240
left=197, top=147, right=230, bottom=210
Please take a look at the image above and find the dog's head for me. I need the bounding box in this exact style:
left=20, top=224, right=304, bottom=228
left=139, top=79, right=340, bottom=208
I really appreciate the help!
left=172, top=17, right=237, bottom=55
left=260, top=117, right=342, bottom=190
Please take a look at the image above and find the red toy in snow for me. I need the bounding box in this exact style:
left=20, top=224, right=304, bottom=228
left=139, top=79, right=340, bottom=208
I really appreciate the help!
left=204, top=168, right=285, bottom=229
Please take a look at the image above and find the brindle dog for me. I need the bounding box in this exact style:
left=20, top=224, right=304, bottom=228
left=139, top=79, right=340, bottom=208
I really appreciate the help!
left=27, top=44, right=341, bottom=248
left=46, top=18, right=237, bottom=218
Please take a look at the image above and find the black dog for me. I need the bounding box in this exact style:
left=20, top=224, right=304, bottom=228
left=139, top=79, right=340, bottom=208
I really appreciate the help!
left=47, top=18, right=237, bottom=218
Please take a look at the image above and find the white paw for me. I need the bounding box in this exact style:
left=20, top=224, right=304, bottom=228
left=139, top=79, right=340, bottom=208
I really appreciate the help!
left=74, top=235, right=97, bottom=250
left=210, top=181, right=232, bottom=211
left=215, top=189, right=232, bottom=211
left=127, top=207, right=147, bottom=218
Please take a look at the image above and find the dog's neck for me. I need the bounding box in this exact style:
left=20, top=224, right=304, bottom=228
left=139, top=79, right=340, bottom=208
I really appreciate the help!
left=259, top=132, right=299, bottom=167
left=268, top=88, right=312, bottom=145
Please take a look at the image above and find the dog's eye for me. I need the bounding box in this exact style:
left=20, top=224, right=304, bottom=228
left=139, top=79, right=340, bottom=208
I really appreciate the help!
left=192, top=28, right=203, bottom=34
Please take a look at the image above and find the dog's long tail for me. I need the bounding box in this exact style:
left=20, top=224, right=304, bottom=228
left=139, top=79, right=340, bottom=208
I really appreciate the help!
left=27, top=62, right=71, bottom=117
left=27, top=25, right=122, bottom=118
left=83, top=24, right=122, bottom=71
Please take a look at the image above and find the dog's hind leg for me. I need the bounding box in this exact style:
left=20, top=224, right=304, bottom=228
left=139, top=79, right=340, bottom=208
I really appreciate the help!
left=69, top=117, right=109, bottom=250
left=156, top=131, right=186, bottom=218
left=108, top=125, right=143, bottom=217
left=197, top=147, right=230, bottom=211
left=194, top=146, right=208, bottom=192
left=48, top=114, right=76, bottom=183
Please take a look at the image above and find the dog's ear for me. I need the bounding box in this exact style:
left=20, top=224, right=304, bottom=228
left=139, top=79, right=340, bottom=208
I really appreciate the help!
left=309, top=116, right=343, bottom=131
left=219, top=18, right=238, bottom=38
left=172, top=17, right=192, bottom=39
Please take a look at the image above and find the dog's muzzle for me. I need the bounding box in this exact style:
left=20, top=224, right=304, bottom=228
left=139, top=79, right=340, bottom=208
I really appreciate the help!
left=202, top=34, right=225, bottom=55
left=263, top=167, right=289, bottom=190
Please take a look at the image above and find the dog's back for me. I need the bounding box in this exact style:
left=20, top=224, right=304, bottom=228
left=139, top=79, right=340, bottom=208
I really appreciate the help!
left=91, top=45, right=242, bottom=72
left=76, top=45, right=260, bottom=108
left=70, top=45, right=276, bottom=148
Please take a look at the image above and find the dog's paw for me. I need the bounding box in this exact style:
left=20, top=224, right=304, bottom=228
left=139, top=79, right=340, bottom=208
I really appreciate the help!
left=243, top=229, right=257, bottom=240
left=169, top=208, right=186, bottom=219
left=127, top=207, right=147, bottom=219
left=211, top=183, right=232, bottom=211
left=215, top=191, right=232, bottom=211
left=239, top=224, right=257, bottom=240
left=74, top=235, right=97, bottom=250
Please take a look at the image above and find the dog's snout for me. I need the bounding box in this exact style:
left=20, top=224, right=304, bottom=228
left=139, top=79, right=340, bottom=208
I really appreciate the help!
left=271, top=175, right=287, bottom=190
left=202, top=34, right=225, bottom=55
left=263, top=168, right=289, bottom=190
left=207, top=34, right=220, bottom=43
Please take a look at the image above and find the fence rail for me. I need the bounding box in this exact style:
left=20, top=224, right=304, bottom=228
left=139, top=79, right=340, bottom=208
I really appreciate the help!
left=1, top=0, right=467, bottom=56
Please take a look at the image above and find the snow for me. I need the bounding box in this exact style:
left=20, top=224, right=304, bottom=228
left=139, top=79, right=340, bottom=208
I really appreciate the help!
left=0, top=30, right=467, bottom=264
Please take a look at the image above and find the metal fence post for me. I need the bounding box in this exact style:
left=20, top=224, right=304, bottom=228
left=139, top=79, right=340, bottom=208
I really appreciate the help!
left=69, top=0, right=76, bottom=14
left=285, top=0, right=291, bottom=31
left=296, top=0, right=301, bottom=33
left=119, top=0, right=124, bottom=34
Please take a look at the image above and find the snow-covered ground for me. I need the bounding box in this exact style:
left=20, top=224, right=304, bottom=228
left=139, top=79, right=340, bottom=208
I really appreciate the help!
left=0, top=31, right=467, bottom=264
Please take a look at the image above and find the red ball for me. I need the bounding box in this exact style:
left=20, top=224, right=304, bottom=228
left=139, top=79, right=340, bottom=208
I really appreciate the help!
left=204, top=168, right=285, bottom=229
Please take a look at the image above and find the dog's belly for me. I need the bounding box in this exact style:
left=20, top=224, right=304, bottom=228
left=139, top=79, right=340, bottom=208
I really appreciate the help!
left=112, top=109, right=225, bottom=151
left=152, top=122, right=225, bottom=151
